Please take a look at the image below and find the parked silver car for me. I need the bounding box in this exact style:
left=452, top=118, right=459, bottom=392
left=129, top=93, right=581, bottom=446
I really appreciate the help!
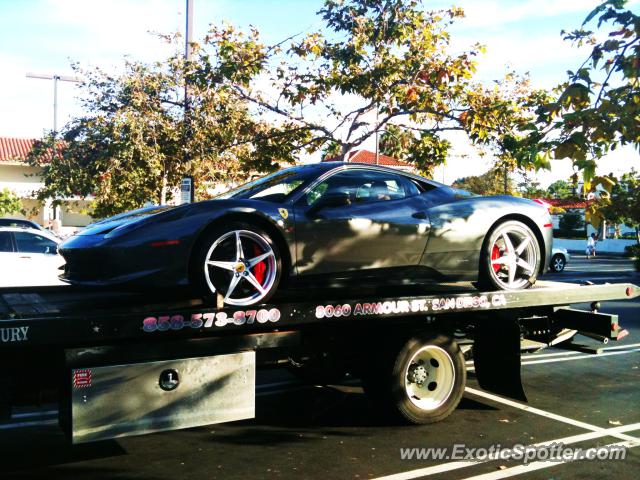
left=550, top=247, right=570, bottom=272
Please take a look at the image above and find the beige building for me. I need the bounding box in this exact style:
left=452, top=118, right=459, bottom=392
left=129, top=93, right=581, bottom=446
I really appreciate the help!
left=0, top=137, right=93, bottom=234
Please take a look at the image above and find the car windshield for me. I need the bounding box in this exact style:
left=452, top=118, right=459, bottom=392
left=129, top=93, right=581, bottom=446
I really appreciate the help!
left=217, top=166, right=318, bottom=202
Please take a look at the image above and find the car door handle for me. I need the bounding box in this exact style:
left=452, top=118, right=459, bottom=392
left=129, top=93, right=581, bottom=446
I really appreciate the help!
left=19, top=256, right=31, bottom=259
left=412, top=212, right=427, bottom=220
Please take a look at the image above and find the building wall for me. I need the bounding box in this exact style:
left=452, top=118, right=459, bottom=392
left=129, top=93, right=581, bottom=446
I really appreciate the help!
left=0, top=164, right=44, bottom=196
left=0, top=162, right=93, bottom=230
left=554, top=238, right=637, bottom=254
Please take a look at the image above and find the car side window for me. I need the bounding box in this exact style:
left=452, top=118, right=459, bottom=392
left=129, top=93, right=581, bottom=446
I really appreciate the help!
left=0, top=232, right=13, bottom=252
left=14, top=232, right=57, bottom=254
left=304, top=169, right=418, bottom=206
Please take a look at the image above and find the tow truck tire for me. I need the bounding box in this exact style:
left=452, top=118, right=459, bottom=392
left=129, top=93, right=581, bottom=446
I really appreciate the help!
left=363, top=334, right=465, bottom=424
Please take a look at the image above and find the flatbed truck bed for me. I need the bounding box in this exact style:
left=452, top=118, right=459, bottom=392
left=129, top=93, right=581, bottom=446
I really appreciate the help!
left=0, top=280, right=637, bottom=443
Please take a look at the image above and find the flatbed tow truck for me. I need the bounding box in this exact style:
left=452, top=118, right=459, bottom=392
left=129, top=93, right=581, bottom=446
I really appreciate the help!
left=0, top=280, right=637, bottom=443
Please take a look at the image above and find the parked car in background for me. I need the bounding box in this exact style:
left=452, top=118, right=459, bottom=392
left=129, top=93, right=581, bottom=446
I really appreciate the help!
left=0, top=227, right=65, bottom=286
left=0, top=218, right=44, bottom=230
left=550, top=247, right=570, bottom=272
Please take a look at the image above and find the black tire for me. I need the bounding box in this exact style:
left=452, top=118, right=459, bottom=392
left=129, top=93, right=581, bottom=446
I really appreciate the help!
left=190, top=221, right=282, bottom=306
left=550, top=254, right=566, bottom=272
left=362, top=334, right=465, bottom=424
left=479, top=220, right=541, bottom=291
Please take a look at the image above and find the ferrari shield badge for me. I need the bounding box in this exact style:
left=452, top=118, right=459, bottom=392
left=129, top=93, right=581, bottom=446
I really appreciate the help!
left=278, top=208, right=289, bottom=220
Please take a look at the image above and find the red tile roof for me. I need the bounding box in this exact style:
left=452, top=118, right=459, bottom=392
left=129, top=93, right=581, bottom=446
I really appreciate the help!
left=323, top=149, right=412, bottom=168
left=0, top=137, right=36, bottom=163
left=544, top=198, right=586, bottom=209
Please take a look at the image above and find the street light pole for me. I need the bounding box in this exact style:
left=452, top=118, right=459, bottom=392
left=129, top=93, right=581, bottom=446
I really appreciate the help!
left=26, top=72, right=80, bottom=134
left=375, top=104, right=380, bottom=165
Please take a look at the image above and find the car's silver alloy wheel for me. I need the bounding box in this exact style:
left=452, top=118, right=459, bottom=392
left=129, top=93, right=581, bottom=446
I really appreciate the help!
left=404, top=345, right=455, bottom=411
left=553, top=255, right=565, bottom=272
left=489, top=224, right=538, bottom=289
left=203, top=229, right=277, bottom=306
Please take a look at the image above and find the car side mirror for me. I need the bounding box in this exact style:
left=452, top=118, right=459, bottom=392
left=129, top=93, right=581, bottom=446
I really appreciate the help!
left=307, top=192, right=351, bottom=217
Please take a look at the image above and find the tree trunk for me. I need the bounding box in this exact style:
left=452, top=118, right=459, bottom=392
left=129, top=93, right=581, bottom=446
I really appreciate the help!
left=160, top=174, right=168, bottom=205
left=340, top=143, right=351, bottom=162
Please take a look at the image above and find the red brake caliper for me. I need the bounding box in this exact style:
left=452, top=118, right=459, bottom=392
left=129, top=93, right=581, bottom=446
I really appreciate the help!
left=491, top=245, right=501, bottom=273
left=252, top=243, right=266, bottom=285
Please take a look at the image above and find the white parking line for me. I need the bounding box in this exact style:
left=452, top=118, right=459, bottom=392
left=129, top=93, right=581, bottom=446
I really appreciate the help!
left=521, top=348, right=640, bottom=366
left=464, top=387, right=640, bottom=443
left=600, top=342, right=640, bottom=351
left=0, top=419, right=57, bottom=430
left=458, top=440, right=639, bottom=480
left=465, top=342, right=640, bottom=367
left=372, top=423, right=640, bottom=480
left=11, top=410, right=58, bottom=419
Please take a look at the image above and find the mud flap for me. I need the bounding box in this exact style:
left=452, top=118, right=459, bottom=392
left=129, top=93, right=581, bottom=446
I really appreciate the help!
left=473, top=317, right=526, bottom=402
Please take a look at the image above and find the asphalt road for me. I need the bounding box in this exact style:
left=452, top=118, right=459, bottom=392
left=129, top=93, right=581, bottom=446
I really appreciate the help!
left=1, top=255, right=639, bottom=480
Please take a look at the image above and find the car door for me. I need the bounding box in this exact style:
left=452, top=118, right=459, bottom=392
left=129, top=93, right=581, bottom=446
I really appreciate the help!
left=293, top=168, right=431, bottom=275
left=13, top=231, right=64, bottom=286
left=0, top=231, right=22, bottom=287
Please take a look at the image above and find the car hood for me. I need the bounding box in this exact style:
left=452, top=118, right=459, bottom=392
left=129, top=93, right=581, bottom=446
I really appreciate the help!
left=76, top=205, right=176, bottom=236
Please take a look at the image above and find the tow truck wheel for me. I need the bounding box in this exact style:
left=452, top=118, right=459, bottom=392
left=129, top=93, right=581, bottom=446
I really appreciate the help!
left=363, top=334, right=465, bottom=424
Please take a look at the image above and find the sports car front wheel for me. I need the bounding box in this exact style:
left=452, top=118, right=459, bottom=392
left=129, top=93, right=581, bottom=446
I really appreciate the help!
left=479, top=220, right=541, bottom=291
left=192, top=222, right=282, bottom=306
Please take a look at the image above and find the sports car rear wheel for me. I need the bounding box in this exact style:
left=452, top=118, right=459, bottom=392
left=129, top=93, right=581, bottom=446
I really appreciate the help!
left=480, top=220, right=541, bottom=291
left=193, top=223, right=282, bottom=306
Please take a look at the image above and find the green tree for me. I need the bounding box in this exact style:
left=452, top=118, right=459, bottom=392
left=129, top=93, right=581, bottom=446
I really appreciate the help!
left=203, top=0, right=548, bottom=177
left=599, top=170, right=640, bottom=243
left=522, top=0, right=640, bottom=191
left=558, top=212, right=586, bottom=232
left=28, top=35, right=307, bottom=218
left=452, top=169, right=516, bottom=196
left=0, top=189, right=22, bottom=216
left=516, top=171, right=546, bottom=198
left=546, top=180, right=575, bottom=199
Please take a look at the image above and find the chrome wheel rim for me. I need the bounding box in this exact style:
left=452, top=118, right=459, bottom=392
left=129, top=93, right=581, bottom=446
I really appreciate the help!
left=404, top=345, right=455, bottom=411
left=489, top=225, right=538, bottom=289
left=553, top=256, right=565, bottom=271
left=204, top=230, right=277, bottom=306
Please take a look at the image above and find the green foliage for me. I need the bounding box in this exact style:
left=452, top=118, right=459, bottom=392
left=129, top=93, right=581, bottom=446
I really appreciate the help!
left=624, top=243, right=640, bottom=257
left=28, top=0, right=553, bottom=215
left=516, top=171, right=546, bottom=198
left=379, top=125, right=451, bottom=178
left=521, top=1, right=640, bottom=188
left=204, top=0, right=547, bottom=175
left=0, top=188, right=23, bottom=216
left=598, top=170, right=640, bottom=243
left=28, top=34, right=306, bottom=218
left=452, top=169, right=515, bottom=196
left=559, top=212, right=586, bottom=231
left=546, top=180, right=575, bottom=199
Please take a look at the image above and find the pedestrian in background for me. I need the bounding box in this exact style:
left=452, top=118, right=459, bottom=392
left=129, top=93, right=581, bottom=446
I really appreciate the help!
left=586, top=233, right=597, bottom=259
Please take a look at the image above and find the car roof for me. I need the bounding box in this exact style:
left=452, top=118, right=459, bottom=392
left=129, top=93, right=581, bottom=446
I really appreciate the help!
left=311, top=161, right=447, bottom=188
left=0, top=226, right=60, bottom=243
left=0, top=218, right=40, bottom=225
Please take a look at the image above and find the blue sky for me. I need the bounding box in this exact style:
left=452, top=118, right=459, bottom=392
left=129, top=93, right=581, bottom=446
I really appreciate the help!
left=1, top=0, right=638, bottom=185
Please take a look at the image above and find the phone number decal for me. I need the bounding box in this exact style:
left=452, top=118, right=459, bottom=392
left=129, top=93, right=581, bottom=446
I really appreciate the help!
left=315, top=294, right=507, bottom=319
left=143, top=308, right=281, bottom=332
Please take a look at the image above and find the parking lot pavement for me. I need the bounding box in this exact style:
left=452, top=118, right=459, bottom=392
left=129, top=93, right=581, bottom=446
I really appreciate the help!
left=1, top=257, right=639, bottom=479
left=542, top=254, right=638, bottom=284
